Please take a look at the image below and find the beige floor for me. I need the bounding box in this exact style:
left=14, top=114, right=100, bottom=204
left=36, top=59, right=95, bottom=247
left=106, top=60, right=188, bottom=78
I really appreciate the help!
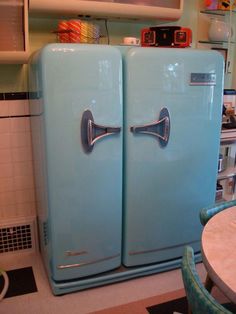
left=0, top=251, right=207, bottom=314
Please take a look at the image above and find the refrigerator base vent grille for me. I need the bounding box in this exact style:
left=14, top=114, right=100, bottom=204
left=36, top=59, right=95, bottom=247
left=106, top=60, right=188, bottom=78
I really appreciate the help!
left=0, top=217, right=38, bottom=255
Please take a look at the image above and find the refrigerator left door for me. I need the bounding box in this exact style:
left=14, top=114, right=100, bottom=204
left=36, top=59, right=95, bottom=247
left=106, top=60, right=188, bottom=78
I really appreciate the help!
left=29, top=44, right=123, bottom=281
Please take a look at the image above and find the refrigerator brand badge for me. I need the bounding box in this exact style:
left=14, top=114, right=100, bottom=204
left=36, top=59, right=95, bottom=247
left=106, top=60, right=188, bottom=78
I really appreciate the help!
left=190, top=73, right=216, bottom=86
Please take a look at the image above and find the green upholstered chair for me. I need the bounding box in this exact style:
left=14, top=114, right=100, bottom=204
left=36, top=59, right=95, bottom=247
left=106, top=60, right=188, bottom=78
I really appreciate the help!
left=199, top=200, right=236, bottom=226
left=181, top=246, right=233, bottom=314
left=199, top=200, right=236, bottom=292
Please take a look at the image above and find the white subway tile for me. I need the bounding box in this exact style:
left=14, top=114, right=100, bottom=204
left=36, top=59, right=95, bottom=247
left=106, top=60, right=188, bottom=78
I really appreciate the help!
left=13, top=175, right=34, bottom=190
left=0, top=163, right=13, bottom=178
left=0, top=119, right=10, bottom=133
left=25, top=117, right=31, bottom=132
left=10, top=118, right=29, bottom=132
left=0, top=204, right=16, bottom=219
left=11, top=147, right=32, bottom=162
left=0, top=111, right=37, bottom=219
left=16, top=202, right=36, bottom=216
left=0, top=101, right=9, bottom=117
left=10, top=132, right=31, bottom=148
left=8, top=100, right=27, bottom=116
left=0, top=133, right=10, bottom=149
left=24, top=100, right=30, bottom=115
left=13, top=161, right=33, bottom=177
left=0, top=191, right=16, bottom=206
left=0, top=149, right=12, bottom=163
left=15, top=189, right=35, bottom=204
left=0, top=177, right=14, bottom=192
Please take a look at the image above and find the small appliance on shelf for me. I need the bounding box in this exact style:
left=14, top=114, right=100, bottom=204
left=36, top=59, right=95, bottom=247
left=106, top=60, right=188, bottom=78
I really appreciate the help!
left=141, top=26, right=192, bottom=48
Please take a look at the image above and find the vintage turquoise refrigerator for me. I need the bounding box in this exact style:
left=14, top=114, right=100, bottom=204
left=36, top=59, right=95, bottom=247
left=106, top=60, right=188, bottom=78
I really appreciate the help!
left=29, top=44, right=223, bottom=295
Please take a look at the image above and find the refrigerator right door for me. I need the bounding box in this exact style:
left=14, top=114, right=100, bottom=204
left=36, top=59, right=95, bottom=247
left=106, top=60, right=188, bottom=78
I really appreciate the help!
left=122, top=48, right=224, bottom=267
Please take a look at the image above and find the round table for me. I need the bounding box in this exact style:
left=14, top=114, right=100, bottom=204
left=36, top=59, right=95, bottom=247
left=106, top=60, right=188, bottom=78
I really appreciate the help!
left=201, top=206, right=236, bottom=303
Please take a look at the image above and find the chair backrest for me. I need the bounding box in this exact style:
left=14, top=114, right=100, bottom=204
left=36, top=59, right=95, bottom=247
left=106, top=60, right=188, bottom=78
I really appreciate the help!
left=181, top=246, right=232, bottom=314
left=199, top=200, right=236, bottom=226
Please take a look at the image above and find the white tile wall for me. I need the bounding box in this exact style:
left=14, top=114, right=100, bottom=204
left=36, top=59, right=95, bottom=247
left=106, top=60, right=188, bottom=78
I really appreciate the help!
left=0, top=99, right=36, bottom=219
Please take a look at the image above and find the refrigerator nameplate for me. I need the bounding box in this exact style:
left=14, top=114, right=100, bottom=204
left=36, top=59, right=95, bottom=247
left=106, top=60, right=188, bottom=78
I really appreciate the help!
left=190, top=73, right=216, bottom=86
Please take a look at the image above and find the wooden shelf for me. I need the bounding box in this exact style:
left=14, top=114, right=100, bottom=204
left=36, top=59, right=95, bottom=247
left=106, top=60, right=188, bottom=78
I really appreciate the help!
left=29, top=0, right=184, bottom=21
left=0, top=51, right=29, bottom=64
left=221, top=129, right=236, bottom=144
left=218, top=157, right=236, bottom=180
left=198, top=40, right=235, bottom=45
left=200, top=9, right=236, bottom=16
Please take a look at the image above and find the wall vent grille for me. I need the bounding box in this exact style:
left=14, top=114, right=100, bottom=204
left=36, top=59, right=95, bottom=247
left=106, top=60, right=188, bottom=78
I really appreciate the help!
left=0, top=218, right=37, bottom=255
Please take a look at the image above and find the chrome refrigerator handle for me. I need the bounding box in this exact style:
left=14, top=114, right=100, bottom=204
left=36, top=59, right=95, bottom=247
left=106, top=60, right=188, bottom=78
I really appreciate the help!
left=130, top=107, right=170, bottom=147
left=81, top=109, right=121, bottom=153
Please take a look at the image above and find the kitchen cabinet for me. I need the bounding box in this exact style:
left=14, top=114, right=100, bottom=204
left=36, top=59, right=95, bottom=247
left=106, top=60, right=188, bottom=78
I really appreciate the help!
left=29, top=0, right=183, bottom=21
left=0, top=0, right=29, bottom=64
